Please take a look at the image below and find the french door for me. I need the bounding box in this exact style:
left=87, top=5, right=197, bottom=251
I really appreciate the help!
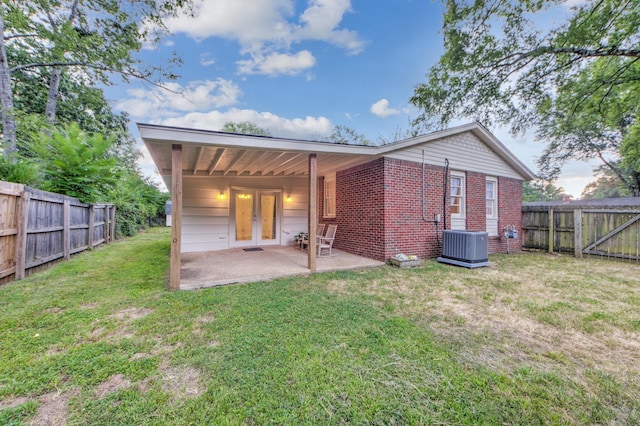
left=230, top=189, right=281, bottom=247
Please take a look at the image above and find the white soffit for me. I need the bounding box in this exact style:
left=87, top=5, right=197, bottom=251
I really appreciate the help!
left=138, top=122, right=535, bottom=181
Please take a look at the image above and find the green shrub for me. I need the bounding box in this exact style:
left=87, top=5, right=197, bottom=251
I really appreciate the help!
left=0, top=156, right=40, bottom=185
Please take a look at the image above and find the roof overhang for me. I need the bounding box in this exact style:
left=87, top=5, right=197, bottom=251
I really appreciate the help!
left=138, top=121, right=536, bottom=185
left=374, top=122, right=536, bottom=180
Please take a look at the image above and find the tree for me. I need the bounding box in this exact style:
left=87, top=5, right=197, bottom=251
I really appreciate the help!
left=377, top=119, right=425, bottom=145
left=581, top=165, right=632, bottom=199
left=537, top=57, right=640, bottom=195
left=523, top=180, right=566, bottom=202
left=330, top=124, right=372, bottom=145
left=0, top=0, right=191, bottom=159
left=221, top=121, right=271, bottom=136
left=109, top=172, right=169, bottom=237
left=9, top=58, right=139, bottom=169
left=30, top=123, right=118, bottom=203
left=0, top=154, right=38, bottom=184
left=411, top=0, right=639, bottom=193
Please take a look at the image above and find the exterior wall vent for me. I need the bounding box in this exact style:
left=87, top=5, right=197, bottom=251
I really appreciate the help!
left=437, top=230, right=491, bottom=268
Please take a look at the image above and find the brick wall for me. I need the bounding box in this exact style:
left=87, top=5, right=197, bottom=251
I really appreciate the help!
left=490, top=176, right=524, bottom=253
left=334, top=158, right=386, bottom=259
left=466, top=171, right=486, bottom=232
left=382, top=158, right=445, bottom=260
left=330, top=157, right=524, bottom=261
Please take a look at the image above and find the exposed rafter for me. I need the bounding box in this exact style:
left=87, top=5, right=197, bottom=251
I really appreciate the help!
left=253, top=152, right=288, bottom=176
left=223, top=150, right=247, bottom=176
left=273, top=155, right=307, bottom=175
left=235, top=151, right=270, bottom=176
left=271, top=153, right=303, bottom=175
left=207, top=148, right=225, bottom=176
left=193, top=147, right=204, bottom=175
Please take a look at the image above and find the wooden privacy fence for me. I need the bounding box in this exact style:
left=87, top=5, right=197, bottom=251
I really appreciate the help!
left=522, top=198, right=640, bottom=261
left=0, top=181, right=115, bottom=284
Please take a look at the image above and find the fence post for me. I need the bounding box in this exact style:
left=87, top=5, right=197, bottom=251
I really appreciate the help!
left=103, top=205, right=109, bottom=244
left=574, top=208, right=583, bottom=258
left=548, top=208, right=554, bottom=253
left=109, top=205, right=116, bottom=241
left=88, top=204, right=94, bottom=249
left=15, top=192, right=30, bottom=280
left=169, top=144, right=183, bottom=291
left=63, top=199, right=71, bottom=260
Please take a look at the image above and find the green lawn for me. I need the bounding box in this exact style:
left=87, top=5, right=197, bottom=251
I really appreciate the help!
left=1, top=228, right=639, bottom=425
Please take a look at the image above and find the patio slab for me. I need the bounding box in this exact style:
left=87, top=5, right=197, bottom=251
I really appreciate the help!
left=180, top=246, right=385, bottom=290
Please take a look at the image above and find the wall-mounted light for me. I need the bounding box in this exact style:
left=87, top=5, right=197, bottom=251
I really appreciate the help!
left=218, top=191, right=226, bottom=200
left=286, top=194, right=292, bottom=202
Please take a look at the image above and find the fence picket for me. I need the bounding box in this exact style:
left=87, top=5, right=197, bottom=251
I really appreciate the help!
left=0, top=181, right=115, bottom=284
left=523, top=200, right=640, bottom=261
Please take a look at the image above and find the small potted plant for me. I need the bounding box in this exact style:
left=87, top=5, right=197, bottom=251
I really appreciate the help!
left=294, top=231, right=309, bottom=249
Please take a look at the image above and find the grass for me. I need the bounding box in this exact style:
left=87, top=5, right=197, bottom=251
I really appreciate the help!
left=1, top=227, right=639, bottom=424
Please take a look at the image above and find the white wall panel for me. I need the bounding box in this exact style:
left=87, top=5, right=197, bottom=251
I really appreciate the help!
left=385, top=132, right=523, bottom=179
left=180, top=175, right=308, bottom=252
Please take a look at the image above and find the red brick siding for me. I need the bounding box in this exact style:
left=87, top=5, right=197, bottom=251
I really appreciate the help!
left=334, top=159, right=386, bottom=259
left=329, top=157, right=524, bottom=261
left=382, top=158, right=446, bottom=261
left=466, top=171, right=487, bottom=232
left=489, top=176, right=523, bottom=253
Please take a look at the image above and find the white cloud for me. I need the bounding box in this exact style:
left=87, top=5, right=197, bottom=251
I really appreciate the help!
left=237, top=50, right=316, bottom=76
left=370, top=99, right=400, bottom=118
left=294, top=0, right=364, bottom=54
left=563, top=0, right=589, bottom=8
left=116, top=78, right=241, bottom=118
left=163, top=0, right=364, bottom=75
left=164, top=0, right=293, bottom=44
left=199, top=52, right=216, bottom=66
left=155, top=108, right=333, bottom=140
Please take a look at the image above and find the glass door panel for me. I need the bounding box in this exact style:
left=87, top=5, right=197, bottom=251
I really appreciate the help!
left=260, top=194, right=277, bottom=240
left=235, top=193, right=254, bottom=242
left=231, top=189, right=281, bottom=247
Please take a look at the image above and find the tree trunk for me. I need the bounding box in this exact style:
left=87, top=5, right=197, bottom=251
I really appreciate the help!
left=45, top=67, right=62, bottom=123
left=0, top=13, right=17, bottom=160
left=44, top=0, right=80, bottom=125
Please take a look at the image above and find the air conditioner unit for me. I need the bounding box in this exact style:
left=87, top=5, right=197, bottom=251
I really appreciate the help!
left=437, top=230, right=491, bottom=268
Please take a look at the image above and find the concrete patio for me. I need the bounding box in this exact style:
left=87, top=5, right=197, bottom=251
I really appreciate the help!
left=180, top=246, right=385, bottom=290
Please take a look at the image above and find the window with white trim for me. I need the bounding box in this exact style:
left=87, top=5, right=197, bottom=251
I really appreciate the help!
left=450, top=172, right=465, bottom=217
left=486, top=178, right=497, bottom=218
left=323, top=175, right=336, bottom=218
left=486, top=177, right=498, bottom=236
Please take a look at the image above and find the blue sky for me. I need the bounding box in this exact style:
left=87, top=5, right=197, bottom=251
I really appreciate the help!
left=108, top=0, right=596, bottom=196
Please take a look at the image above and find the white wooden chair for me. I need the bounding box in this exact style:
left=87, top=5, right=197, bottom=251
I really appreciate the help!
left=317, top=224, right=337, bottom=257
left=302, top=224, right=325, bottom=249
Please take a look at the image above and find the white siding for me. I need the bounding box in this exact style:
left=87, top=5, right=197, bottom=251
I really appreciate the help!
left=385, top=131, right=523, bottom=180
left=487, top=218, right=498, bottom=236
left=450, top=217, right=466, bottom=230
left=181, top=176, right=308, bottom=253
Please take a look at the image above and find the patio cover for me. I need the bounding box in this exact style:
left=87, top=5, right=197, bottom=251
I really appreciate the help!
left=138, top=122, right=535, bottom=290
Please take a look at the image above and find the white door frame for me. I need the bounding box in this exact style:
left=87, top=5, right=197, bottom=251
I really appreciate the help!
left=229, top=187, right=282, bottom=248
